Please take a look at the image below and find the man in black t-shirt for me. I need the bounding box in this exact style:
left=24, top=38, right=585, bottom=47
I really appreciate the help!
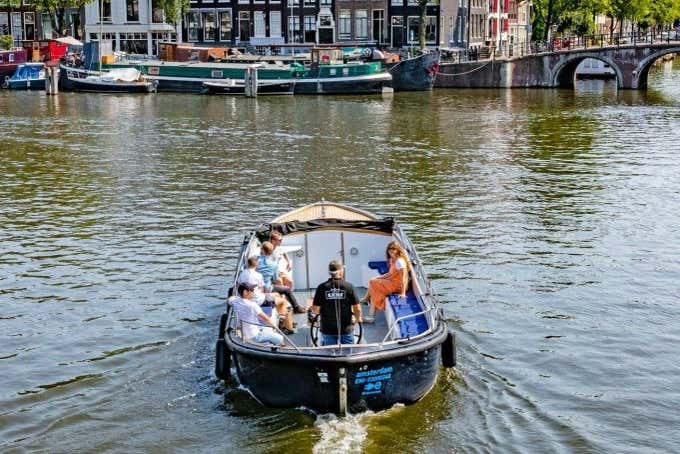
left=312, top=260, right=363, bottom=345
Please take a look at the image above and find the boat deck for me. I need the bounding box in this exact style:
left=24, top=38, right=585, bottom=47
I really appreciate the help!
left=282, top=287, right=389, bottom=348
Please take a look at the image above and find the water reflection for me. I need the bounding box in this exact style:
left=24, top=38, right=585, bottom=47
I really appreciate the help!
left=1, top=63, right=680, bottom=452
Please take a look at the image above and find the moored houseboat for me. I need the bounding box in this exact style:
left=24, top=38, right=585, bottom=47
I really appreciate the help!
left=0, top=48, right=28, bottom=79
left=215, top=202, right=456, bottom=414
left=105, top=48, right=390, bottom=95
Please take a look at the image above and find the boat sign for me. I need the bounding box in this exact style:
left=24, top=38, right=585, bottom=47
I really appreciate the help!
left=355, top=366, right=393, bottom=396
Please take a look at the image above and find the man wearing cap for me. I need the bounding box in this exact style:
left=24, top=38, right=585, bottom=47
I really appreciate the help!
left=311, top=260, right=363, bottom=345
left=231, top=282, right=285, bottom=346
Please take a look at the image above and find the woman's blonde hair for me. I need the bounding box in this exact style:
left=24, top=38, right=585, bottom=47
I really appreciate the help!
left=386, top=241, right=411, bottom=273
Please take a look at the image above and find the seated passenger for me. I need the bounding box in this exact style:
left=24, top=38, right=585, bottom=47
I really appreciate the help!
left=231, top=282, right=284, bottom=346
left=257, top=241, right=306, bottom=314
left=361, top=241, right=411, bottom=323
left=239, top=257, right=294, bottom=334
left=269, top=230, right=294, bottom=289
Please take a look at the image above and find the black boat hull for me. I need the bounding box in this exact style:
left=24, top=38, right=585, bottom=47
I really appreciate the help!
left=386, top=51, right=440, bottom=91
left=227, top=323, right=447, bottom=413
left=293, top=73, right=390, bottom=95
left=202, top=80, right=294, bottom=95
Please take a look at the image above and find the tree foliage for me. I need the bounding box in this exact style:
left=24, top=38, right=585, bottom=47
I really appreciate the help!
left=532, top=0, right=680, bottom=40
left=155, top=0, right=189, bottom=25
left=32, top=0, right=93, bottom=37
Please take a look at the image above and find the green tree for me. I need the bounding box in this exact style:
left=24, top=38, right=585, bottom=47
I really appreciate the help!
left=33, top=0, right=93, bottom=37
left=0, top=34, right=13, bottom=49
left=155, top=0, right=189, bottom=25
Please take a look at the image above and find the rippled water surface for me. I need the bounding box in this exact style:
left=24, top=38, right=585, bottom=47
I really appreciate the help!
left=2, top=61, right=680, bottom=452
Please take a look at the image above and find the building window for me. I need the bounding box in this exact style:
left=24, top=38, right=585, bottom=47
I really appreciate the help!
left=425, top=15, right=436, bottom=42
left=152, top=0, right=164, bottom=23
left=0, top=13, right=8, bottom=36
left=126, top=0, right=139, bottom=22
left=304, top=15, right=315, bottom=43
left=320, top=0, right=331, bottom=5
left=24, top=12, right=35, bottom=41
left=187, top=11, right=200, bottom=41
left=203, top=11, right=216, bottom=41
left=319, top=14, right=331, bottom=27
left=355, top=10, right=367, bottom=40
left=151, top=31, right=174, bottom=55
left=41, top=13, right=52, bottom=39
left=270, top=11, right=281, bottom=37
left=304, top=0, right=315, bottom=6
left=288, top=16, right=300, bottom=42
left=372, top=9, right=384, bottom=44
left=391, top=0, right=402, bottom=5
left=101, top=0, right=112, bottom=23
left=219, top=10, right=232, bottom=41
left=407, top=0, right=417, bottom=5
left=10, top=12, right=22, bottom=41
left=120, top=32, right=148, bottom=54
left=407, top=16, right=418, bottom=43
left=338, top=10, right=350, bottom=40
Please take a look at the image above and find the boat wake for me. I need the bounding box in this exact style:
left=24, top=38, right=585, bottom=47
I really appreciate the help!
left=313, top=412, right=370, bottom=454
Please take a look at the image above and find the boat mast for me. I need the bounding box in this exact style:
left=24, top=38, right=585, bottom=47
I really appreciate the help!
left=99, top=0, right=103, bottom=70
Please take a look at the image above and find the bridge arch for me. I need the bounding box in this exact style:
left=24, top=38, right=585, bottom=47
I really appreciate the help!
left=551, top=54, right=623, bottom=89
left=634, top=47, right=680, bottom=89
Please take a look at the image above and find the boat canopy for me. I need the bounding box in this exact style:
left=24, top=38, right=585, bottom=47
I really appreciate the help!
left=9, top=63, right=43, bottom=81
left=254, top=218, right=394, bottom=241
left=271, top=202, right=377, bottom=223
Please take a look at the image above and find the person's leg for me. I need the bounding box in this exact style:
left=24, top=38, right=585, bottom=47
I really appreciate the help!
left=254, top=328, right=284, bottom=346
left=340, top=333, right=355, bottom=344
left=275, top=296, right=294, bottom=331
left=272, top=284, right=304, bottom=312
left=322, top=333, right=339, bottom=346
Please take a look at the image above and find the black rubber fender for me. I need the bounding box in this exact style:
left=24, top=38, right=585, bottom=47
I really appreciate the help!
left=215, top=338, right=231, bottom=379
left=441, top=330, right=456, bottom=368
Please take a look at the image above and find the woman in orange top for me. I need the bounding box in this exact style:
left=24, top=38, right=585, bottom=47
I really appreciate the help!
left=362, top=241, right=411, bottom=323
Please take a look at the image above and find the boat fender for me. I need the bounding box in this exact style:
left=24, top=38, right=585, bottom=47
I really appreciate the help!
left=441, top=330, right=456, bottom=368
left=215, top=313, right=231, bottom=379
left=215, top=338, right=231, bottom=379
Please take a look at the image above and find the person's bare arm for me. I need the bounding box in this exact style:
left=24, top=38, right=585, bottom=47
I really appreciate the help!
left=352, top=304, right=363, bottom=323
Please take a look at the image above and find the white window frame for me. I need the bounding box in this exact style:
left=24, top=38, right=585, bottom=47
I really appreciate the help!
left=355, top=10, right=367, bottom=40
left=186, top=10, right=201, bottom=42
left=338, top=9, right=351, bottom=40
left=203, top=10, right=217, bottom=41
left=253, top=11, right=266, bottom=37
left=269, top=10, right=281, bottom=37
left=218, top=9, right=232, bottom=41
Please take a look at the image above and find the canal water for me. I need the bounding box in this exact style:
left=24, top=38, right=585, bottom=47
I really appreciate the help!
left=1, top=61, right=679, bottom=453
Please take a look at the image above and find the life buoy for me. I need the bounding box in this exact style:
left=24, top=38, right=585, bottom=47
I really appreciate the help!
left=441, top=330, right=456, bottom=368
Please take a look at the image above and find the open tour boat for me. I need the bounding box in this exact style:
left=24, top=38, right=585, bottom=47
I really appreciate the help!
left=215, top=202, right=455, bottom=414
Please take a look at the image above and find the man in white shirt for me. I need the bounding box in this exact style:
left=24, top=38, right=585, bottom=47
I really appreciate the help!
left=231, top=282, right=285, bottom=346
left=238, top=257, right=295, bottom=334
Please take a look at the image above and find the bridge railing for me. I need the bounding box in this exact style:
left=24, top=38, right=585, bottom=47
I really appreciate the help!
left=449, top=27, right=680, bottom=63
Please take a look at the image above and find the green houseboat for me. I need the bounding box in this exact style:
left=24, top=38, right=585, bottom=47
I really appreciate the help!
left=105, top=48, right=391, bottom=95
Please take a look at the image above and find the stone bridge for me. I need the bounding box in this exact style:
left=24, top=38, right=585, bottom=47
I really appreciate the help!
left=435, top=43, right=680, bottom=89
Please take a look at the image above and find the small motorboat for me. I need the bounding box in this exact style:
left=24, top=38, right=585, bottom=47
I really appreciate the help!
left=201, top=79, right=295, bottom=95
left=58, top=64, right=157, bottom=93
left=3, top=62, right=46, bottom=90
left=215, top=202, right=456, bottom=414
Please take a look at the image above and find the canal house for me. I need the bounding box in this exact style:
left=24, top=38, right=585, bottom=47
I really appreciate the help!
left=387, top=0, right=439, bottom=48
left=83, top=0, right=178, bottom=56
left=334, top=0, right=386, bottom=45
